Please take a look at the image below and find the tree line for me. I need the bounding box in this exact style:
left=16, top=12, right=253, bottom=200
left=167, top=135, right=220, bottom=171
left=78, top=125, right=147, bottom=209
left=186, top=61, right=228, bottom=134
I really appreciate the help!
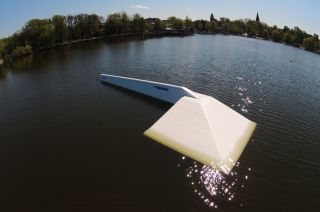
left=192, top=17, right=319, bottom=52
left=155, top=15, right=319, bottom=52
left=1, top=12, right=319, bottom=62
left=0, top=12, right=146, bottom=60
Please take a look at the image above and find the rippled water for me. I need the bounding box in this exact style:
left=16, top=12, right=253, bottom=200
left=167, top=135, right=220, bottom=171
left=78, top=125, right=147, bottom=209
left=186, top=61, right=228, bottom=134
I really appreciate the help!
left=0, top=35, right=320, bottom=211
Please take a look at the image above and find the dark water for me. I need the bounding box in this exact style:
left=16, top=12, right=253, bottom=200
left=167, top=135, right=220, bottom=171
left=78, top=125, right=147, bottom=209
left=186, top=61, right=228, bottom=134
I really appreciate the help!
left=1, top=35, right=320, bottom=211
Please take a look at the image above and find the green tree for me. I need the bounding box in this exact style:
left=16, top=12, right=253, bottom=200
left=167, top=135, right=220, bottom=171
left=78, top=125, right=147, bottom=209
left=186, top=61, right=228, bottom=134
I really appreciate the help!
left=167, top=16, right=183, bottom=29
left=293, top=27, right=305, bottom=45
left=74, top=14, right=91, bottom=39
left=219, top=17, right=231, bottom=33
left=303, top=37, right=315, bottom=51
left=120, top=12, right=130, bottom=33
left=245, top=24, right=255, bottom=36
left=22, top=19, right=55, bottom=48
left=3, top=35, right=18, bottom=55
left=229, top=24, right=241, bottom=34
left=303, top=35, right=318, bottom=51
left=0, top=39, right=6, bottom=59
left=283, top=26, right=290, bottom=33
left=132, top=13, right=146, bottom=33
left=105, top=13, right=122, bottom=34
left=197, top=22, right=203, bottom=31
left=66, top=15, right=76, bottom=40
left=283, top=32, right=294, bottom=44
left=221, top=22, right=230, bottom=33
left=184, top=16, right=194, bottom=29
left=86, top=14, right=104, bottom=37
left=271, top=29, right=282, bottom=42
left=245, top=20, right=258, bottom=36
left=220, top=17, right=230, bottom=23
left=205, top=21, right=217, bottom=33
left=313, top=34, right=319, bottom=51
left=262, top=28, right=270, bottom=39
left=153, top=19, right=165, bottom=32
left=73, top=14, right=102, bottom=38
left=52, top=15, right=68, bottom=43
left=232, top=20, right=246, bottom=34
left=11, top=45, right=32, bottom=59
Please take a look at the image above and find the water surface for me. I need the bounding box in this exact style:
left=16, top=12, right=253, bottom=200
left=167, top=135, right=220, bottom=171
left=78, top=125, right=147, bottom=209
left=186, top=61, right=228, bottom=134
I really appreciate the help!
left=0, top=35, right=320, bottom=211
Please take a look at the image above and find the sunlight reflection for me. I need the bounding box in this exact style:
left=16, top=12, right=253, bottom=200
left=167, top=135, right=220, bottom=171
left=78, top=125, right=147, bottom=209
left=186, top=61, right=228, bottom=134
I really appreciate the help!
left=178, top=156, right=252, bottom=209
left=233, top=84, right=253, bottom=114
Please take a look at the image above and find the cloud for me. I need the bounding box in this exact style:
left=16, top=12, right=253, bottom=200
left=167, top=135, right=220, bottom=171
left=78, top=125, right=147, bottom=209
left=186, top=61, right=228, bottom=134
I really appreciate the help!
left=131, top=4, right=149, bottom=9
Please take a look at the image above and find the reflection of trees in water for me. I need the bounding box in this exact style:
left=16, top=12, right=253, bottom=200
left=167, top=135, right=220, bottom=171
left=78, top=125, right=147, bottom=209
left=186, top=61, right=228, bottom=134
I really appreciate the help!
left=104, top=36, right=146, bottom=44
left=10, top=49, right=68, bottom=72
left=4, top=41, right=105, bottom=74
left=10, top=55, right=34, bottom=72
left=0, top=38, right=138, bottom=78
left=0, top=41, right=106, bottom=79
left=0, top=67, right=9, bottom=79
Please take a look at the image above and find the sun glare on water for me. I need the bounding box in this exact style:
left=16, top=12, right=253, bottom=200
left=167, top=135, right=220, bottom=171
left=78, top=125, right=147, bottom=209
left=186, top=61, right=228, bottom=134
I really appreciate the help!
left=178, top=156, right=252, bottom=209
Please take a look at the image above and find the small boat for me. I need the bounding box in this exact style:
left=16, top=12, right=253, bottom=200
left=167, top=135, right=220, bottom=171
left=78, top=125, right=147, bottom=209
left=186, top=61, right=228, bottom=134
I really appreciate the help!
left=101, top=74, right=256, bottom=174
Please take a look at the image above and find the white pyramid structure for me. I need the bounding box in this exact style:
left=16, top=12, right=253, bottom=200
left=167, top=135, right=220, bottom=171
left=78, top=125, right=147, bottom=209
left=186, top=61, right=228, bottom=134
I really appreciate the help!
left=144, top=94, right=256, bottom=174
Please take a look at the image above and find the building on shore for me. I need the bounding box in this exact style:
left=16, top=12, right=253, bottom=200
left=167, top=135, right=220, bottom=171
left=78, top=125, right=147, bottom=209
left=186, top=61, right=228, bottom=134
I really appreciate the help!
left=256, top=12, right=260, bottom=22
left=210, top=13, right=215, bottom=22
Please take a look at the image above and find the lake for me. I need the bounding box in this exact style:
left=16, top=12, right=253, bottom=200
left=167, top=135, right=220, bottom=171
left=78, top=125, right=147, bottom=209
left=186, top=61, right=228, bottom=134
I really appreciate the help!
left=0, top=34, right=320, bottom=211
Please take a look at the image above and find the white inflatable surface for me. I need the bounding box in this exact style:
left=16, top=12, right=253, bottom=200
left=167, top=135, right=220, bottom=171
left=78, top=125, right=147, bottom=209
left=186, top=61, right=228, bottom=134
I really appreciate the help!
left=101, top=74, right=256, bottom=174
left=144, top=94, right=256, bottom=174
left=101, top=74, right=197, bottom=103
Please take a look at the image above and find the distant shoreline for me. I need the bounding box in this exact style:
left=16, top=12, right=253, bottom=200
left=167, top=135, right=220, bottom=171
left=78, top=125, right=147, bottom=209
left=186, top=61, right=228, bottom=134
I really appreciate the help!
left=1, top=11, right=319, bottom=66
left=196, top=32, right=320, bottom=55
left=1, top=31, right=319, bottom=66
left=0, top=31, right=193, bottom=65
left=40, top=31, right=194, bottom=50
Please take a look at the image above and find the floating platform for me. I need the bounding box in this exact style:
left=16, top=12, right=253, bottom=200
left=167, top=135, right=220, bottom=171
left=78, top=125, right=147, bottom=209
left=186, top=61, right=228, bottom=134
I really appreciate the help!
left=101, top=74, right=256, bottom=174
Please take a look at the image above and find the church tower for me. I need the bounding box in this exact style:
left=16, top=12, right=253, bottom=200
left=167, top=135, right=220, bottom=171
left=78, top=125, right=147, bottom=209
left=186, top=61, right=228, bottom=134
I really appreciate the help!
left=256, top=12, right=260, bottom=22
left=210, top=13, right=214, bottom=22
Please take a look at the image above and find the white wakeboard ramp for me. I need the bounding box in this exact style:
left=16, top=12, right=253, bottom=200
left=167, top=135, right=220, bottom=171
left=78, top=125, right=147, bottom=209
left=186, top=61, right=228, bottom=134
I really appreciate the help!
left=101, top=74, right=256, bottom=174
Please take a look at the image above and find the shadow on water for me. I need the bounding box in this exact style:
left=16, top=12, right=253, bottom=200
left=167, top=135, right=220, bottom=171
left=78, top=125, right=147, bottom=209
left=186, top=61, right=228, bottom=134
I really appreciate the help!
left=1, top=40, right=106, bottom=75
left=103, top=35, right=147, bottom=44
left=0, top=67, right=9, bottom=79
left=100, top=81, right=172, bottom=111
